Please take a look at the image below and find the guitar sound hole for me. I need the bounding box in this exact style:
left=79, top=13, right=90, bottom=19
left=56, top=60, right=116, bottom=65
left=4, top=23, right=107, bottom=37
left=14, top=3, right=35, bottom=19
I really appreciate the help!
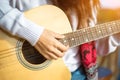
left=22, top=41, right=47, bottom=64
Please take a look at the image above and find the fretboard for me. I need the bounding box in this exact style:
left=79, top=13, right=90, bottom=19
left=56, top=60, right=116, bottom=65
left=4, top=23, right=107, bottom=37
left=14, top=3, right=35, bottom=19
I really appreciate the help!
left=59, top=19, right=120, bottom=48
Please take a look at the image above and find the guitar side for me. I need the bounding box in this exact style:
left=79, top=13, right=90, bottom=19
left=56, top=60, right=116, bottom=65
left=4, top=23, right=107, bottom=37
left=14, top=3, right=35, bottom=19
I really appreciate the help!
left=0, top=5, right=72, bottom=80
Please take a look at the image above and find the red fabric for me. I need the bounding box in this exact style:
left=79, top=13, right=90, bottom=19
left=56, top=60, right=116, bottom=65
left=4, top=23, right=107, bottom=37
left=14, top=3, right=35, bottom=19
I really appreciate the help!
left=79, top=41, right=97, bottom=80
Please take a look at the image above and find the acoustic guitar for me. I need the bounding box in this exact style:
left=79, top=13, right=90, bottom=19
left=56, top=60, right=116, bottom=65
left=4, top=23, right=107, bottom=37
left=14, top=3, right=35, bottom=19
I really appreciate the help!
left=0, top=5, right=72, bottom=80
left=0, top=5, right=120, bottom=80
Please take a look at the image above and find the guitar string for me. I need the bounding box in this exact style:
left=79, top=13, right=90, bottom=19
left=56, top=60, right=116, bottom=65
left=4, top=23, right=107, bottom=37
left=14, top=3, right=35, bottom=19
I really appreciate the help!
left=0, top=28, right=110, bottom=57
left=3, top=51, right=44, bottom=60
left=0, top=21, right=120, bottom=70
left=0, top=25, right=119, bottom=69
left=0, top=47, right=42, bottom=59
left=0, top=41, right=34, bottom=54
left=0, top=36, right=78, bottom=57
left=0, top=44, right=30, bottom=55
left=0, top=43, right=50, bottom=69
left=0, top=51, right=47, bottom=70
left=0, top=20, right=116, bottom=52
left=0, top=19, right=120, bottom=55
left=0, top=28, right=99, bottom=57
left=0, top=48, right=48, bottom=70
left=0, top=21, right=119, bottom=59
left=0, top=26, right=92, bottom=54
left=0, top=44, right=45, bottom=60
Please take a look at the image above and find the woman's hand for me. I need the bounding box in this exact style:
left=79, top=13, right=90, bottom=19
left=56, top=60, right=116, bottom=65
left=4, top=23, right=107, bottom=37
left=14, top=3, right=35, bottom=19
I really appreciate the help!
left=34, top=29, right=69, bottom=60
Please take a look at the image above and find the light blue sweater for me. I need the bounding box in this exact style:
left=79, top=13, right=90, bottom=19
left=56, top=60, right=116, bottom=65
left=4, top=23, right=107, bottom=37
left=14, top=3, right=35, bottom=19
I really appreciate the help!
left=0, top=0, right=48, bottom=45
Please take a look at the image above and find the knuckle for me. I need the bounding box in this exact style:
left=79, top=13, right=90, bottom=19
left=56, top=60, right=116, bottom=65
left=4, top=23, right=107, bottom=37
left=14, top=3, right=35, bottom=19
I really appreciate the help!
left=44, top=55, right=50, bottom=60
left=47, top=46, right=54, bottom=52
left=53, top=56, right=58, bottom=60
left=58, top=52, right=64, bottom=57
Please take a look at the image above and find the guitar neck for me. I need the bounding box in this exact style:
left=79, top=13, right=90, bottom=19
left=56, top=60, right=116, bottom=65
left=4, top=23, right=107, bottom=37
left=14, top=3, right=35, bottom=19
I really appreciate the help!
left=59, top=19, right=120, bottom=48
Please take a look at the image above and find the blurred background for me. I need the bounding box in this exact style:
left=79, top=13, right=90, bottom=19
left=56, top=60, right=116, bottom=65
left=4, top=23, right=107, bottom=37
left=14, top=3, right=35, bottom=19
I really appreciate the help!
left=97, top=0, right=120, bottom=80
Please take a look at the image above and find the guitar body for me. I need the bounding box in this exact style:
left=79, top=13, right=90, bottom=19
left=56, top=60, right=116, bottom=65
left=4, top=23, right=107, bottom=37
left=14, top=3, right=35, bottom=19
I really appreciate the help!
left=0, top=5, right=72, bottom=80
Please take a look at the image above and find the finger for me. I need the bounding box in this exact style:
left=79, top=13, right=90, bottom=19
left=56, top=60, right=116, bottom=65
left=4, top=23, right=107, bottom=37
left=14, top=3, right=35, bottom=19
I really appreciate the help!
left=35, top=45, right=52, bottom=60
left=52, top=32, right=65, bottom=39
left=36, top=44, right=60, bottom=60
left=46, top=51, right=59, bottom=60
left=54, top=40, right=69, bottom=52
left=51, top=48, right=64, bottom=57
left=43, top=54, right=52, bottom=60
left=46, top=46, right=63, bottom=57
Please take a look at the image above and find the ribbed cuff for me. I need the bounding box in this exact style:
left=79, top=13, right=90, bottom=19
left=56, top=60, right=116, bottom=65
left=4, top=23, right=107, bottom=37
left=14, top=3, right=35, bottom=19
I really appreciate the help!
left=16, top=18, right=44, bottom=46
left=0, top=8, right=44, bottom=46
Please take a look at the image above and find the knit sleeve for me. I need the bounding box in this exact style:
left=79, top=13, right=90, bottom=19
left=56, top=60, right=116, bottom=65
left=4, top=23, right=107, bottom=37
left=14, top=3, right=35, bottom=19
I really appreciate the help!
left=0, top=0, right=44, bottom=46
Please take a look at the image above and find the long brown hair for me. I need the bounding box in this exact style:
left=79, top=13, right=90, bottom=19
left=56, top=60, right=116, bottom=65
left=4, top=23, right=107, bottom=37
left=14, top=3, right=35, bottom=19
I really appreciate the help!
left=51, top=0, right=100, bottom=29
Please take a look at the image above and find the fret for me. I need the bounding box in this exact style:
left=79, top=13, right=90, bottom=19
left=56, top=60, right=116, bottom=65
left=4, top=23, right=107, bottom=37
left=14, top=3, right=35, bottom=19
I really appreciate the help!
left=110, top=22, right=115, bottom=33
left=94, top=26, right=103, bottom=39
left=78, top=29, right=85, bottom=43
left=110, top=21, right=118, bottom=34
left=85, top=29, right=90, bottom=42
left=72, top=32, right=78, bottom=47
left=68, top=33, right=74, bottom=47
left=114, top=21, right=119, bottom=33
left=85, top=27, right=94, bottom=42
left=99, top=24, right=105, bottom=38
left=90, top=26, right=98, bottom=40
left=109, top=23, right=115, bottom=34
left=61, top=19, right=120, bottom=48
left=64, top=33, right=72, bottom=47
left=108, top=21, right=119, bottom=34
left=77, top=30, right=85, bottom=43
left=105, top=23, right=112, bottom=36
left=118, top=20, right=120, bottom=30
left=71, top=32, right=78, bottom=47
left=100, top=24, right=108, bottom=37
left=115, top=20, right=120, bottom=33
left=94, top=26, right=99, bottom=39
left=89, top=27, right=94, bottom=40
left=116, top=20, right=120, bottom=32
left=72, top=32, right=76, bottom=46
left=59, top=35, right=69, bottom=46
left=62, top=38, right=68, bottom=46
left=82, top=29, right=89, bottom=42
left=82, top=29, right=88, bottom=42
left=74, top=31, right=81, bottom=46
left=78, top=30, right=85, bottom=44
left=85, top=28, right=91, bottom=42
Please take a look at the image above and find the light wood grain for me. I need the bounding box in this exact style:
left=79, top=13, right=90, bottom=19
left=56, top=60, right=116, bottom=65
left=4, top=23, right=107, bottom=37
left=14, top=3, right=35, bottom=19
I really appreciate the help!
left=0, top=5, right=72, bottom=80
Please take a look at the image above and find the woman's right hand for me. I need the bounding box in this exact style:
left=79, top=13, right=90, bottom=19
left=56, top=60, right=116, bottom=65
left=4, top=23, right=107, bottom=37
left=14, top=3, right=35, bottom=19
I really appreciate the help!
left=34, top=29, right=69, bottom=60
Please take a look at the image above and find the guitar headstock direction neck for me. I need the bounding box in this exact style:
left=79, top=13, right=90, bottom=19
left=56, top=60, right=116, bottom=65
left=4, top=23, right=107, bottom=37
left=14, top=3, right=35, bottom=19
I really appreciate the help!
left=59, top=19, right=120, bottom=48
